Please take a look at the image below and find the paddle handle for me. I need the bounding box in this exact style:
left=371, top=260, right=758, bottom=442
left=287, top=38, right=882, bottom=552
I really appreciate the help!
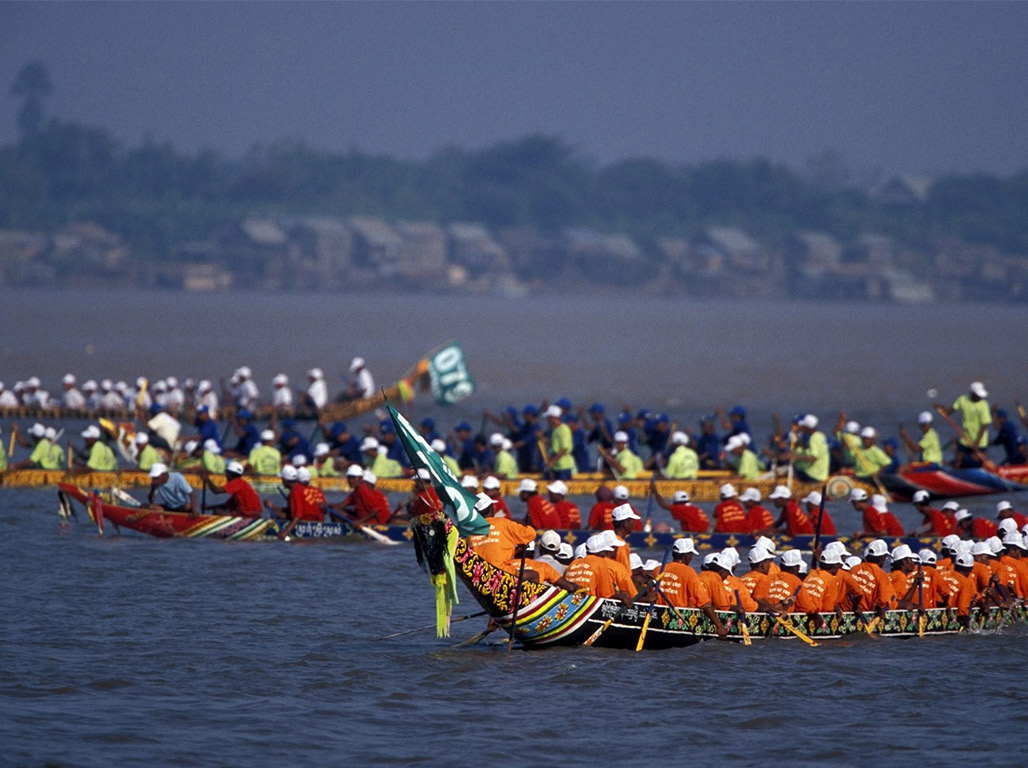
left=507, top=550, right=529, bottom=651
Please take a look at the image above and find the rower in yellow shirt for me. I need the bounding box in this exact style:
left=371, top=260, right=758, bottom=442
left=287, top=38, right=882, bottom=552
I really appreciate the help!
left=899, top=411, right=943, bottom=466
left=75, top=425, right=117, bottom=471
left=663, top=431, right=699, bottom=479
left=599, top=430, right=644, bottom=480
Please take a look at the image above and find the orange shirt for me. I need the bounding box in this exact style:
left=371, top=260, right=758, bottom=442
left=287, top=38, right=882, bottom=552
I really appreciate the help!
left=606, top=558, right=636, bottom=595
left=891, top=568, right=939, bottom=608
left=936, top=557, right=954, bottom=573
left=833, top=569, right=864, bottom=611
left=565, top=555, right=616, bottom=598
left=699, top=570, right=733, bottom=610
left=803, top=568, right=838, bottom=612
left=1002, top=555, right=1028, bottom=599
left=470, top=517, right=537, bottom=572
left=713, top=500, right=747, bottom=533
left=972, top=561, right=992, bottom=592
left=743, top=504, right=774, bottom=534
left=725, top=574, right=758, bottom=612
left=553, top=499, right=582, bottom=529
left=849, top=561, right=896, bottom=611
left=935, top=567, right=962, bottom=606
left=669, top=503, right=709, bottom=532
left=767, top=571, right=819, bottom=613
left=741, top=569, right=771, bottom=601
left=940, top=569, right=977, bottom=616
left=889, top=569, right=910, bottom=595
left=524, top=557, right=563, bottom=586
left=657, top=561, right=710, bottom=608
left=990, top=558, right=1025, bottom=598
left=588, top=501, right=616, bottom=530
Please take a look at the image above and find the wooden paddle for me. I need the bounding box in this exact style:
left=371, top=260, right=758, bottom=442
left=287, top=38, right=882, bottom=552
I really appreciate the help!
left=452, top=627, right=497, bottom=647
left=322, top=504, right=400, bottom=546
left=734, top=589, right=752, bottom=646
left=917, top=561, right=926, bottom=638
left=773, top=615, right=819, bottom=646
left=635, top=547, right=671, bottom=651
left=375, top=611, right=488, bottom=640
left=850, top=594, right=878, bottom=638
left=585, top=577, right=660, bottom=647
left=507, top=549, right=529, bottom=651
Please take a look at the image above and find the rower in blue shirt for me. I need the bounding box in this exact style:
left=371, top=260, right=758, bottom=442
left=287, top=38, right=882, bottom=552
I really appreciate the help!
left=992, top=410, right=1025, bottom=465
left=277, top=418, right=311, bottom=462
left=229, top=408, right=261, bottom=458
left=566, top=413, right=590, bottom=473
left=327, top=422, right=362, bottom=464
left=695, top=416, right=721, bottom=470
left=717, top=405, right=752, bottom=440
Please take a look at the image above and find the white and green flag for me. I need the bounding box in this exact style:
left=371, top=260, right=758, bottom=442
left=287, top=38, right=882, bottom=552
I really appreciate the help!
left=427, top=341, right=475, bottom=406
left=386, top=404, right=489, bottom=536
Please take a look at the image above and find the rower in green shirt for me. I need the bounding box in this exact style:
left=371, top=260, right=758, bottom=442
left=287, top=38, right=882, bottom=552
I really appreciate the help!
left=543, top=405, right=576, bottom=479
left=312, top=443, right=339, bottom=477
left=489, top=434, right=519, bottom=478
left=76, top=425, right=118, bottom=471
left=792, top=415, right=830, bottom=482
left=663, top=432, right=699, bottom=480
left=899, top=411, right=943, bottom=466
left=248, top=430, right=283, bottom=476
left=600, top=430, right=644, bottom=480
left=852, top=426, right=892, bottom=478
left=11, top=423, right=58, bottom=470
left=201, top=440, right=226, bottom=474
left=133, top=433, right=162, bottom=471
left=938, top=382, right=991, bottom=467
left=432, top=438, right=462, bottom=478
left=726, top=434, right=763, bottom=479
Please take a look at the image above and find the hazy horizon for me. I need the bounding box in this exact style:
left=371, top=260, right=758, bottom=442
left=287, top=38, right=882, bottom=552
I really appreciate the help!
left=3, top=1, right=1028, bottom=177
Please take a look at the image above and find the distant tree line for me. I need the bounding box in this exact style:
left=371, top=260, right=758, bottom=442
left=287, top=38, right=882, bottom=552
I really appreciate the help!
left=2, top=61, right=1027, bottom=265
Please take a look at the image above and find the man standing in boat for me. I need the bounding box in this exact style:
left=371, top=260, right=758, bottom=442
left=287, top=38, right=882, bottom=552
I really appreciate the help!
left=542, top=405, right=576, bottom=481
left=147, top=462, right=197, bottom=515
left=936, top=382, right=991, bottom=468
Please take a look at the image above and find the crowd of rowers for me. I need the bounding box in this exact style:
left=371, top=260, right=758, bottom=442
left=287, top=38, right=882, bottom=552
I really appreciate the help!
left=464, top=490, right=1028, bottom=637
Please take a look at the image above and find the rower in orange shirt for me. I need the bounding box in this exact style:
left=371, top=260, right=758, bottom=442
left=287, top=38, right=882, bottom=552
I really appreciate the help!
left=888, top=545, right=938, bottom=609
left=698, top=552, right=734, bottom=610
left=752, top=536, right=782, bottom=579
left=970, top=541, right=996, bottom=593
left=848, top=539, right=897, bottom=617
left=988, top=535, right=1026, bottom=599
left=804, top=550, right=840, bottom=613
left=999, top=532, right=1028, bottom=598
left=815, top=547, right=861, bottom=615
left=610, top=503, right=641, bottom=573
left=521, top=541, right=582, bottom=592
left=740, top=546, right=777, bottom=611
left=740, top=488, right=775, bottom=536
left=713, top=483, right=747, bottom=534
left=563, top=532, right=634, bottom=605
left=945, top=552, right=980, bottom=628
left=650, top=483, right=709, bottom=533
left=768, top=485, right=813, bottom=536
left=722, top=563, right=758, bottom=613
left=766, top=550, right=821, bottom=618
left=546, top=480, right=581, bottom=529
left=935, top=535, right=961, bottom=572
left=469, top=492, right=538, bottom=573
left=517, top=479, right=562, bottom=530
left=655, top=539, right=728, bottom=639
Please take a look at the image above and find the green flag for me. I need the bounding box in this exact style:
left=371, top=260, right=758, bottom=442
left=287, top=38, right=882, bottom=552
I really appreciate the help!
left=427, top=341, right=475, bottom=406
left=386, top=404, right=490, bottom=536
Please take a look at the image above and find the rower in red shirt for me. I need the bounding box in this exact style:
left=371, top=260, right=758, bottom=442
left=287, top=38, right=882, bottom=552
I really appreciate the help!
left=800, top=490, right=837, bottom=535
left=996, top=500, right=1028, bottom=531
left=740, top=488, right=774, bottom=535
left=481, top=476, right=512, bottom=518
left=650, top=483, right=710, bottom=532
left=954, top=508, right=998, bottom=540
left=335, top=464, right=391, bottom=524
left=910, top=490, right=952, bottom=536
left=587, top=486, right=618, bottom=530
left=201, top=460, right=262, bottom=516
left=517, top=478, right=563, bottom=530
left=546, top=480, right=582, bottom=529
left=264, top=465, right=324, bottom=522
left=768, top=485, right=813, bottom=535
left=713, top=483, right=747, bottom=534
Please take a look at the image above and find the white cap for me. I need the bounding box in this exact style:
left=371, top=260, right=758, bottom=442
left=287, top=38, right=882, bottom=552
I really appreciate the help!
left=134, top=432, right=149, bottom=445
left=986, top=536, right=1004, bottom=555
left=29, top=423, right=46, bottom=438
left=296, top=467, right=311, bottom=483
left=273, top=373, right=288, bottom=385
left=558, top=543, right=574, bottom=559
left=755, top=535, right=777, bottom=554
left=798, top=560, right=809, bottom=576
left=611, top=503, right=641, bottom=522
left=148, top=462, right=168, bottom=478
left=260, top=429, right=275, bottom=441
left=998, top=519, right=1018, bottom=534
left=360, top=437, right=379, bottom=452
left=204, top=439, right=221, bottom=455
left=183, top=440, right=199, bottom=455
left=546, top=480, right=568, bottom=496
left=517, top=478, right=537, bottom=494
left=629, top=553, right=644, bottom=570
left=970, top=541, right=991, bottom=557
left=45, top=427, right=57, bottom=441
left=291, top=453, right=307, bottom=467
left=226, top=460, right=245, bottom=475
left=345, top=464, right=364, bottom=478
left=363, top=470, right=377, bottom=485
left=719, top=547, right=740, bottom=570
left=81, top=425, right=101, bottom=439
left=308, top=367, right=323, bottom=379
left=349, top=356, right=365, bottom=372
left=672, top=490, right=690, bottom=504
left=954, top=552, right=974, bottom=568
left=870, top=494, right=888, bottom=513
left=280, top=465, right=298, bottom=481
left=825, top=541, right=848, bottom=557
left=1002, top=531, right=1026, bottom=549
left=198, top=379, right=212, bottom=392
left=574, top=543, right=587, bottom=560
left=941, top=534, right=961, bottom=549
left=586, top=533, right=614, bottom=554
left=780, top=550, right=805, bottom=568
left=238, top=366, right=252, bottom=379
left=62, top=373, right=76, bottom=384
left=702, top=552, right=720, bottom=567
left=954, top=509, right=971, bottom=522
left=82, top=379, right=97, bottom=391
left=912, top=490, right=931, bottom=504
left=719, top=483, right=737, bottom=499
left=799, top=414, right=818, bottom=429
left=416, top=468, right=431, bottom=481
left=502, top=439, right=513, bottom=451
left=671, top=431, right=689, bottom=446
left=970, top=381, right=988, bottom=398
left=601, top=530, right=626, bottom=549
left=613, top=430, right=629, bottom=443
left=672, top=538, right=698, bottom=555
left=152, top=380, right=167, bottom=392
left=314, top=442, right=330, bottom=458
left=612, top=484, right=630, bottom=500
left=918, top=548, right=938, bottom=565
left=820, top=549, right=843, bottom=565
left=769, top=485, right=791, bottom=500
left=431, top=439, right=447, bottom=453
left=942, top=500, right=960, bottom=511
left=996, top=500, right=1013, bottom=513
left=917, top=411, right=933, bottom=424
left=643, top=559, right=661, bottom=571
left=844, top=420, right=860, bottom=434
left=461, top=475, right=479, bottom=490
left=725, top=435, right=745, bottom=452
left=540, top=530, right=561, bottom=551
left=802, top=491, right=822, bottom=506
left=489, top=432, right=505, bottom=447
left=891, top=544, right=914, bottom=561
left=482, top=476, right=501, bottom=491
left=543, top=405, right=563, bottom=419
left=860, top=426, right=877, bottom=439
left=26, top=376, right=40, bottom=387
left=865, top=539, right=889, bottom=557
left=843, top=556, right=862, bottom=571
left=737, top=488, right=759, bottom=503
left=849, top=488, right=869, bottom=502
left=166, top=376, right=178, bottom=388
left=748, top=546, right=775, bottom=564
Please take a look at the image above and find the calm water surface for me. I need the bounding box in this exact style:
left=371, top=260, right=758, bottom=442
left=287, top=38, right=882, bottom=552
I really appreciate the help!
left=2, top=288, right=1028, bottom=765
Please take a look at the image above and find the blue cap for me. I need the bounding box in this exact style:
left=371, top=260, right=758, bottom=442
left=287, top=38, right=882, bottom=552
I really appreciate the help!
left=655, top=412, right=669, bottom=424
left=556, top=397, right=573, bottom=411
left=729, top=405, right=746, bottom=418
left=618, top=412, right=633, bottom=423
left=379, top=422, right=394, bottom=435
left=565, top=413, right=579, bottom=423
left=883, top=438, right=899, bottom=449
left=420, top=417, right=435, bottom=429
left=149, top=403, right=162, bottom=415
left=237, top=408, right=253, bottom=420
left=330, top=422, right=347, bottom=437
left=282, top=417, right=295, bottom=428
left=504, top=406, right=518, bottom=417
left=456, top=421, right=472, bottom=432
left=996, top=409, right=1008, bottom=419
left=792, top=413, right=805, bottom=424
left=196, top=405, right=208, bottom=414
left=700, top=415, right=715, bottom=424
left=522, top=405, right=538, bottom=416
left=636, top=409, right=650, bottom=420
left=589, top=402, right=604, bottom=413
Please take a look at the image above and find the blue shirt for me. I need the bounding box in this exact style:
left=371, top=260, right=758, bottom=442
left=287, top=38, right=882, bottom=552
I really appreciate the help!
left=695, top=432, right=721, bottom=468
left=279, top=428, right=311, bottom=461
left=234, top=423, right=260, bottom=456
left=586, top=417, right=614, bottom=449
left=992, top=421, right=1022, bottom=464
left=196, top=419, right=222, bottom=448
left=571, top=426, right=590, bottom=472
left=155, top=472, right=193, bottom=510
left=331, top=434, right=362, bottom=465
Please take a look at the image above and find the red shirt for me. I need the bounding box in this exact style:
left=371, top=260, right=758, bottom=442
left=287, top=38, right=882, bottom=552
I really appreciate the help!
left=784, top=501, right=813, bottom=535
left=713, top=499, right=747, bottom=533
left=744, top=504, right=774, bottom=534
left=223, top=477, right=262, bottom=515
left=588, top=501, right=617, bottom=530
left=879, top=512, right=905, bottom=536
left=343, top=483, right=391, bottom=524
left=808, top=506, right=837, bottom=536
left=862, top=507, right=886, bottom=535
left=526, top=495, right=562, bottom=530
left=553, top=499, right=582, bottom=529
left=289, top=484, right=326, bottom=522
left=669, top=503, right=709, bottom=532
left=971, top=517, right=998, bottom=539
left=488, top=496, right=512, bottom=518
left=921, top=507, right=953, bottom=536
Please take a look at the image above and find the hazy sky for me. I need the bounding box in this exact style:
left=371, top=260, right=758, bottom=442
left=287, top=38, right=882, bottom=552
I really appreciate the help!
left=3, top=1, right=1028, bottom=176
